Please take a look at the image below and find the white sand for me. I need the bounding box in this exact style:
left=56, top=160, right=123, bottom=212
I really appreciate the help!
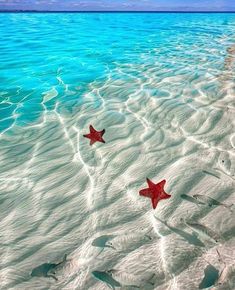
left=0, top=61, right=235, bottom=290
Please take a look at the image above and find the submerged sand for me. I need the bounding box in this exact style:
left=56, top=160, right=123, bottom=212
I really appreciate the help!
left=0, top=49, right=235, bottom=290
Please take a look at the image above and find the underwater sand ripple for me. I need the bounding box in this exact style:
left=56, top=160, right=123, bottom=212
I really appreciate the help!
left=0, top=13, right=235, bottom=290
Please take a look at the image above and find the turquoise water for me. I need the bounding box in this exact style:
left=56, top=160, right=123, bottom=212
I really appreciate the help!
left=0, top=13, right=235, bottom=290
left=0, top=13, right=235, bottom=133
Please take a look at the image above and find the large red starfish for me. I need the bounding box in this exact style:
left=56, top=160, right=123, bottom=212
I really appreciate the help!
left=83, top=125, right=105, bottom=145
left=139, top=179, right=171, bottom=209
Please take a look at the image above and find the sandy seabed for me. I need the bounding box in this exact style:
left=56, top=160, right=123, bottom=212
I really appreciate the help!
left=0, top=51, right=235, bottom=290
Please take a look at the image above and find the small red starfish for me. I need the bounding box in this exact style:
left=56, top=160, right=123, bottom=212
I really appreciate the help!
left=83, top=125, right=105, bottom=146
left=139, top=178, right=171, bottom=209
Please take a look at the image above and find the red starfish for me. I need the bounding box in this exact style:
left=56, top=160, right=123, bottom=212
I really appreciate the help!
left=139, top=178, right=171, bottom=209
left=83, top=125, right=105, bottom=145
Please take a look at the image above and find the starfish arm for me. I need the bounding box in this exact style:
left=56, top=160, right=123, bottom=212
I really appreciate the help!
left=164, top=193, right=171, bottom=199
left=159, top=179, right=166, bottom=188
left=100, top=137, right=105, bottom=143
left=83, top=134, right=91, bottom=139
left=151, top=198, right=159, bottom=209
left=90, top=139, right=96, bottom=146
left=139, top=188, right=152, bottom=198
left=146, top=178, right=155, bottom=188
left=89, top=125, right=96, bottom=133
left=100, top=129, right=105, bottom=135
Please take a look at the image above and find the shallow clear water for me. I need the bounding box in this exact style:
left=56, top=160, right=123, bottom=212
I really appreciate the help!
left=0, top=13, right=235, bottom=132
left=0, top=13, right=235, bottom=290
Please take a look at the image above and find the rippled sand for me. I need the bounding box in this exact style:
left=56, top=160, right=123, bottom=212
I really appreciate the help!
left=0, top=13, right=235, bottom=290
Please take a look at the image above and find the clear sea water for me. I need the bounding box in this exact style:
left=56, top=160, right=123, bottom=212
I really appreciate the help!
left=0, top=13, right=235, bottom=132
left=0, top=13, right=235, bottom=290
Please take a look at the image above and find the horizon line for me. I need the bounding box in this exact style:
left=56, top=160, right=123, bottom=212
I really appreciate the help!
left=1, top=10, right=235, bottom=13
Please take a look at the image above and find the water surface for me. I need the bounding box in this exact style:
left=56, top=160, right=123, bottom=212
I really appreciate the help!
left=0, top=12, right=235, bottom=290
